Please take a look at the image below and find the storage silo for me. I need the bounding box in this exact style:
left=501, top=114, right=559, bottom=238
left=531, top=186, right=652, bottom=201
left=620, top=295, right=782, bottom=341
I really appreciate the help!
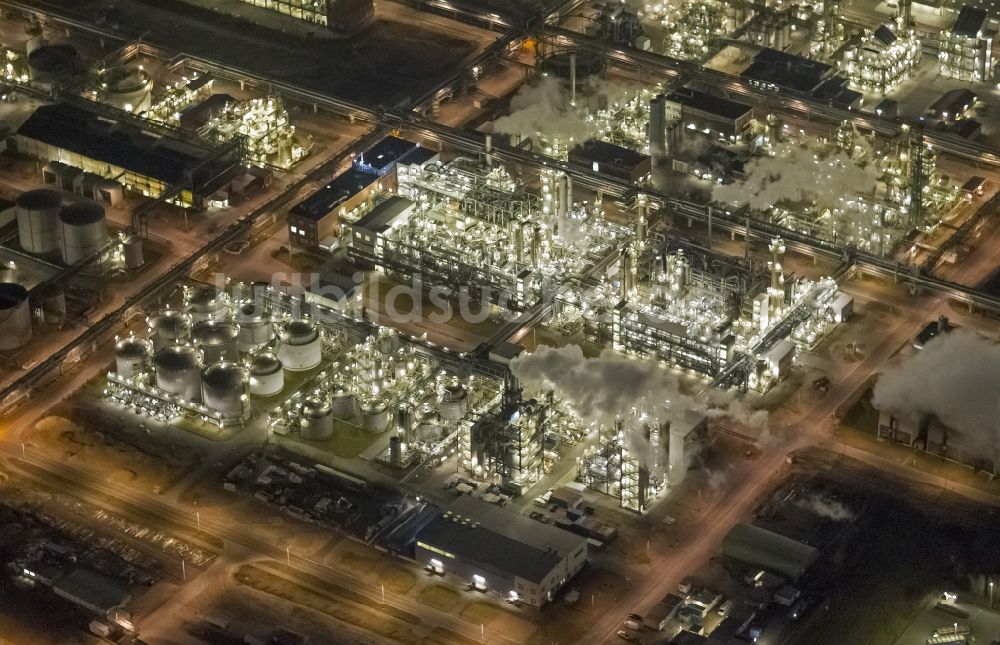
left=122, top=233, right=144, bottom=269
left=438, top=379, right=469, bottom=421
left=301, top=397, right=335, bottom=441
left=98, top=64, right=153, bottom=113
left=277, top=319, right=322, bottom=371
left=59, top=202, right=107, bottom=265
left=236, top=301, right=274, bottom=352
left=154, top=344, right=202, bottom=400
left=147, top=309, right=191, bottom=350
left=248, top=353, right=284, bottom=397
left=331, top=387, right=356, bottom=418
left=360, top=397, right=390, bottom=432
left=27, top=43, right=79, bottom=81
left=389, top=435, right=402, bottom=466
left=115, top=336, right=152, bottom=379
left=201, top=362, right=248, bottom=419
left=16, top=189, right=61, bottom=254
left=186, top=285, right=229, bottom=322
left=191, top=320, right=239, bottom=364
left=0, top=283, right=32, bottom=350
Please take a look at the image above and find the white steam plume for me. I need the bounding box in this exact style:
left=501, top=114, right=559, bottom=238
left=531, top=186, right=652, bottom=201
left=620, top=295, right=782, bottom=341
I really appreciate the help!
left=796, top=494, right=854, bottom=521
left=493, top=76, right=597, bottom=145
left=872, top=331, right=1000, bottom=461
left=712, top=143, right=878, bottom=211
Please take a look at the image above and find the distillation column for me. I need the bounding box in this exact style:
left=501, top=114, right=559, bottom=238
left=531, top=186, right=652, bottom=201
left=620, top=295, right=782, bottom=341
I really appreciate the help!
left=768, top=237, right=786, bottom=317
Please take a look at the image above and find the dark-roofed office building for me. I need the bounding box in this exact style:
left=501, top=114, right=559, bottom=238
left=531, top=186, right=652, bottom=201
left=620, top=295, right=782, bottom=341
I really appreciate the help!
left=741, top=49, right=835, bottom=95
left=665, top=88, right=754, bottom=141
left=940, top=5, right=993, bottom=82
left=354, top=135, right=420, bottom=178
left=288, top=167, right=380, bottom=249
left=568, top=139, right=651, bottom=183
left=414, top=495, right=587, bottom=606
left=16, top=102, right=235, bottom=208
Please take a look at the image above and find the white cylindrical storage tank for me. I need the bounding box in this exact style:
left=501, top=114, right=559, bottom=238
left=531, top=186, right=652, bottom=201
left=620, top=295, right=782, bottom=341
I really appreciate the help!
left=154, top=344, right=202, bottom=401
left=191, top=320, right=239, bottom=364
left=249, top=352, right=284, bottom=397
left=416, top=405, right=442, bottom=442
left=359, top=397, right=390, bottom=432
left=236, top=301, right=274, bottom=352
left=201, top=362, right=247, bottom=418
left=122, top=233, right=144, bottom=269
left=331, top=387, right=355, bottom=418
left=186, top=285, right=229, bottom=322
left=115, top=336, right=152, bottom=379
left=16, top=189, right=61, bottom=254
left=277, top=320, right=321, bottom=371
left=438, top=380, right=469, bottom=421
left=147, top=309, right=191, bottom=350
left=98, top=64, right=153, bottom=113
left=0, top=283, right=32, bottom=350
left=59, top=202, right=107, bottom=265
left=301, top=397, right=335, bottom=441
left=0, top=260, right=17, bottom=284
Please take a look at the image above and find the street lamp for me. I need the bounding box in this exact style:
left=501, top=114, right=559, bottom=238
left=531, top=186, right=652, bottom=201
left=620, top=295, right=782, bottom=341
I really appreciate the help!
left=990, top=581, right=994, bottom=609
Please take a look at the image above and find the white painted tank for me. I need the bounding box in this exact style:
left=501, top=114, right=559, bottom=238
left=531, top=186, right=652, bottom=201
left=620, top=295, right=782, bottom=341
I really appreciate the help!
left=186, top=285, right=229, bottom=322
left=277, top=319, right=321, bottom=371
left=236, top=301, right=274, bottom=352
left=438, top=379, right=469, bottom=421
left=331, top=387, right=356, bottom=418
left=191, top=320, right=239, bottom=364
left=115, top=336, right=151, bottom=379
left=16, top=189, right=61, bottom=254
left=201, top=362, right=247, bottom=418
left=98, top=64, right=153, bottom=113
left=0, top=283, right=32, bottom=350
left=301, top=397, right=335, bottom=441
left=154, top=344, right=202, bottom=401
left=359, top=397, right=390, bottom=433
left=147, top=309, right=191, bottom=350
left=249, top=352, right=284, bottom=397
left=59, top=202, right=107, bottom=265
left=122, top=233, right=144, bottom=269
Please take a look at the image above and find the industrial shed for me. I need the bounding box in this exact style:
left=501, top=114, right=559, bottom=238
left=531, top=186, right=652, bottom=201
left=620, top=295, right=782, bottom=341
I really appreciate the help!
left=721, top=523, right=819, bottom=580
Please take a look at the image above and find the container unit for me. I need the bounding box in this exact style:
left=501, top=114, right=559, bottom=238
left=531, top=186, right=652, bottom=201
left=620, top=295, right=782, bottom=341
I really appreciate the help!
left=59, top=202, right=108, bottom=265
left=249, top=353, right=284, bottom=397
left=235, top=301, right=274, bottom=352
left=201, top=362, right=248, bottom=419
left=16, top=189, right=61, bottom=254
left=360, top=397, right=390, bottom=432
left=154, top=344, right=202, bottom=401
left=277, top=319, right=322, bottom=371
left=186, top=285, right=229, bottom=322
left=115, top=336, right=152, bottom=379
left=331, top=387, right=356, bottom=418
left=0, top=282, right=32, bottom=350
left=301, top=397, right=335, bottom=441
left=147, top=309, right=191, bottom=350
left=191, top=320, right=240, bottom=364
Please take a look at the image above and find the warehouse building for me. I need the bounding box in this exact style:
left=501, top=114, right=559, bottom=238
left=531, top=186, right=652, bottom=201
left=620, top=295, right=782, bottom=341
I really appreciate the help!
left=288, top=167, right=380, bottom=249
left=16, top=103, right=239, bottom=208
left=52, top=568, right=131, bottom=617
left=665, top=88, right=754, bottom=142
left=741, top=49, right=836, bottom=95
left=939, top=5, right=993, bottom=82
left=720, top=523, right=819, bottom=580
left=568, top=139, right=651, bottom=183
left=413, top=495, right=587, bottom=606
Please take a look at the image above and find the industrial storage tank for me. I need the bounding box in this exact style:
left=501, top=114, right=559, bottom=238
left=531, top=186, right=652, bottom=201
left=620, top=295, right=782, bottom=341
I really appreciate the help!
left=191, top=320, right=239, bottom=364
left=331, top=387, right=356, bottom=418
left=147, top=309, right=191, bottom=350
left=301, top=397, right=335, bottom=441
left=59, top=202, right=108, bottom=265
left=27, top=43, right=80, bottom=81
left=236, top=301, right=274, bottom=352
left=154, top=344, right=202, bottom=401
left=186, top=285, right=229, bottom=322
left=277, top=319, right=322, bottom=371
left=115, top=336, right=152, bottom=379
left=248, top=353, right=284, bottom=397
left=122, top=233, right=144, bottom=269
left=416, top=405, right=442, bottom=442
left=97, top=64, right=153, bottom=113
left=0, top=260, right=17, bottom=284
left=34, top=282, right=66, bottom=327
left=0, top=283, right=32, bottom=350
left=16, top=189, right=61, bottom=254
left=389, top=435, right=402, bottom=466
left=360, top=398, right=390, bottom=432
left=438, top=379, right=468, bottom=421
left=201, top=362, right=248, bottom=419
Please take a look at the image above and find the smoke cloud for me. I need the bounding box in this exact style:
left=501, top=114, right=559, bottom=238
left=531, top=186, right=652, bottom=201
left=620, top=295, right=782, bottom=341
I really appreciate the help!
left=711, top=143, right=878, bottom=211
left=796, top=494, right=855, bottom=521
left=493, top=76, right=598, bottom=145
left=872, top=331, right=1000, bottom=460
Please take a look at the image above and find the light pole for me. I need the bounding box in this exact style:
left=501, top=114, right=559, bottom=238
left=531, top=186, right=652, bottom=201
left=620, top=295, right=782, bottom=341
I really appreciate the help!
left=381, top=583, right=385, bottom=604
left=181, top=559, right=186, bottom=581
left=286, top=545, right=291, bottom=566
left=990, top=581, right=994, bottom=609
left=196, top=511, right=201, bottom=531
left=480, top=623, right=485, bottom=644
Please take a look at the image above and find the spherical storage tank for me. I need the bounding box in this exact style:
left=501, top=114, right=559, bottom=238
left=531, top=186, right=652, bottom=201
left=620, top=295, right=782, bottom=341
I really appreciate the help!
left=360, top=397, right=390, bottom=433
left=277, top=320, right=321, bottom=371
left=236, top=301, right=274, bottom=352
left=191, top=320, right=239, bottom=364
left=16, top=189, right=62, bottom=254
left=301, top=397, right=335, bottom=441
left=154, top=344, right=202, bottom=401
left=147, top=309, right=191, bottom=350
left=59, top=202, right=108, bottom=265
left=0, top=283, right=31, bottom=350
left=201, top=362, right=247, bottom=418
left=249, top=353, right=284, bottom=397
left=115, top=336, right=151, bottom=379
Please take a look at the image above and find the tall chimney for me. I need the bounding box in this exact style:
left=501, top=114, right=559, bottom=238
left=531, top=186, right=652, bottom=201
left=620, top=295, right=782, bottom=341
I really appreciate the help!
left=649, top=94, right=666, bottom=165
left=570, top=52, right=577, bottom=107
left=484, top=133, right=493, bottom=168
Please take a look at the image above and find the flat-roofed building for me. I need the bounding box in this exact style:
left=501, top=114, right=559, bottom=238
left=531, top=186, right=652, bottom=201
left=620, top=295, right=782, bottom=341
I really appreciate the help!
left=940, top=5, right=993, bottom=82
left=347, top=195, right=416, bottom=263
left=413, top=495, right=587, bottom=606
left=288, top=167, right=380, bottom=249
left=665, top=88, right=753, bottom=142
left=568, top=139, right=651, bottom=183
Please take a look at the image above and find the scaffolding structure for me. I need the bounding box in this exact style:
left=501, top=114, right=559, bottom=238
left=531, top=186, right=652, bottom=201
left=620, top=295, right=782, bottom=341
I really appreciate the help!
left=842, top=23, right=921, bottom=94
left=939, top=6, right=993, bottom=82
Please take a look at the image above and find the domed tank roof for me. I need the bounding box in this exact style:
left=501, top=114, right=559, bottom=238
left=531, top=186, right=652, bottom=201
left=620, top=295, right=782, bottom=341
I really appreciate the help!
left=360, top=397, right=388, bottom=414
left=188, top=285, right=223, bottom=308
left=250, top=352, right=282, bottom=375
left=237, top=301, right=267, bottom=322
left=202, top=362, right=246, bottom=388
left=191, top=320, right=239, bottom=345
left=442, top=381, right=467, bottom=401
left=16, top=188, right=61, bottom=210
left=100, top=65, right=151, bottom=93
left=149, top=309, right=189, bottom=331
left=303, top=397, right=332, bottom=417
left=0, top=282, right=29, bottom=308
left=283, top=319, right=319, bottom=344
left=59, top=202, right=105, bottom=226
left=115, top=336, right=151, bottom=357
left=154, top=344, right=201, bottom=370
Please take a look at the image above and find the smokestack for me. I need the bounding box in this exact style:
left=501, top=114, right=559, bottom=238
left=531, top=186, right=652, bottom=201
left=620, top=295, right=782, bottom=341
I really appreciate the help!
left=636, top=195, right=648, bottom=246
left=768, top=237, right=785, bottom=316
left=619, top=247, right=634, bottom=301
left=485, top=133, right=493, bottom=168
left=570, top=53, right=577, bottom=107
left=649, top=94, right=666, bottom=165
left=558, top=174, right=569, bottom=218
left=531, top=224, right=542, bottom=268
